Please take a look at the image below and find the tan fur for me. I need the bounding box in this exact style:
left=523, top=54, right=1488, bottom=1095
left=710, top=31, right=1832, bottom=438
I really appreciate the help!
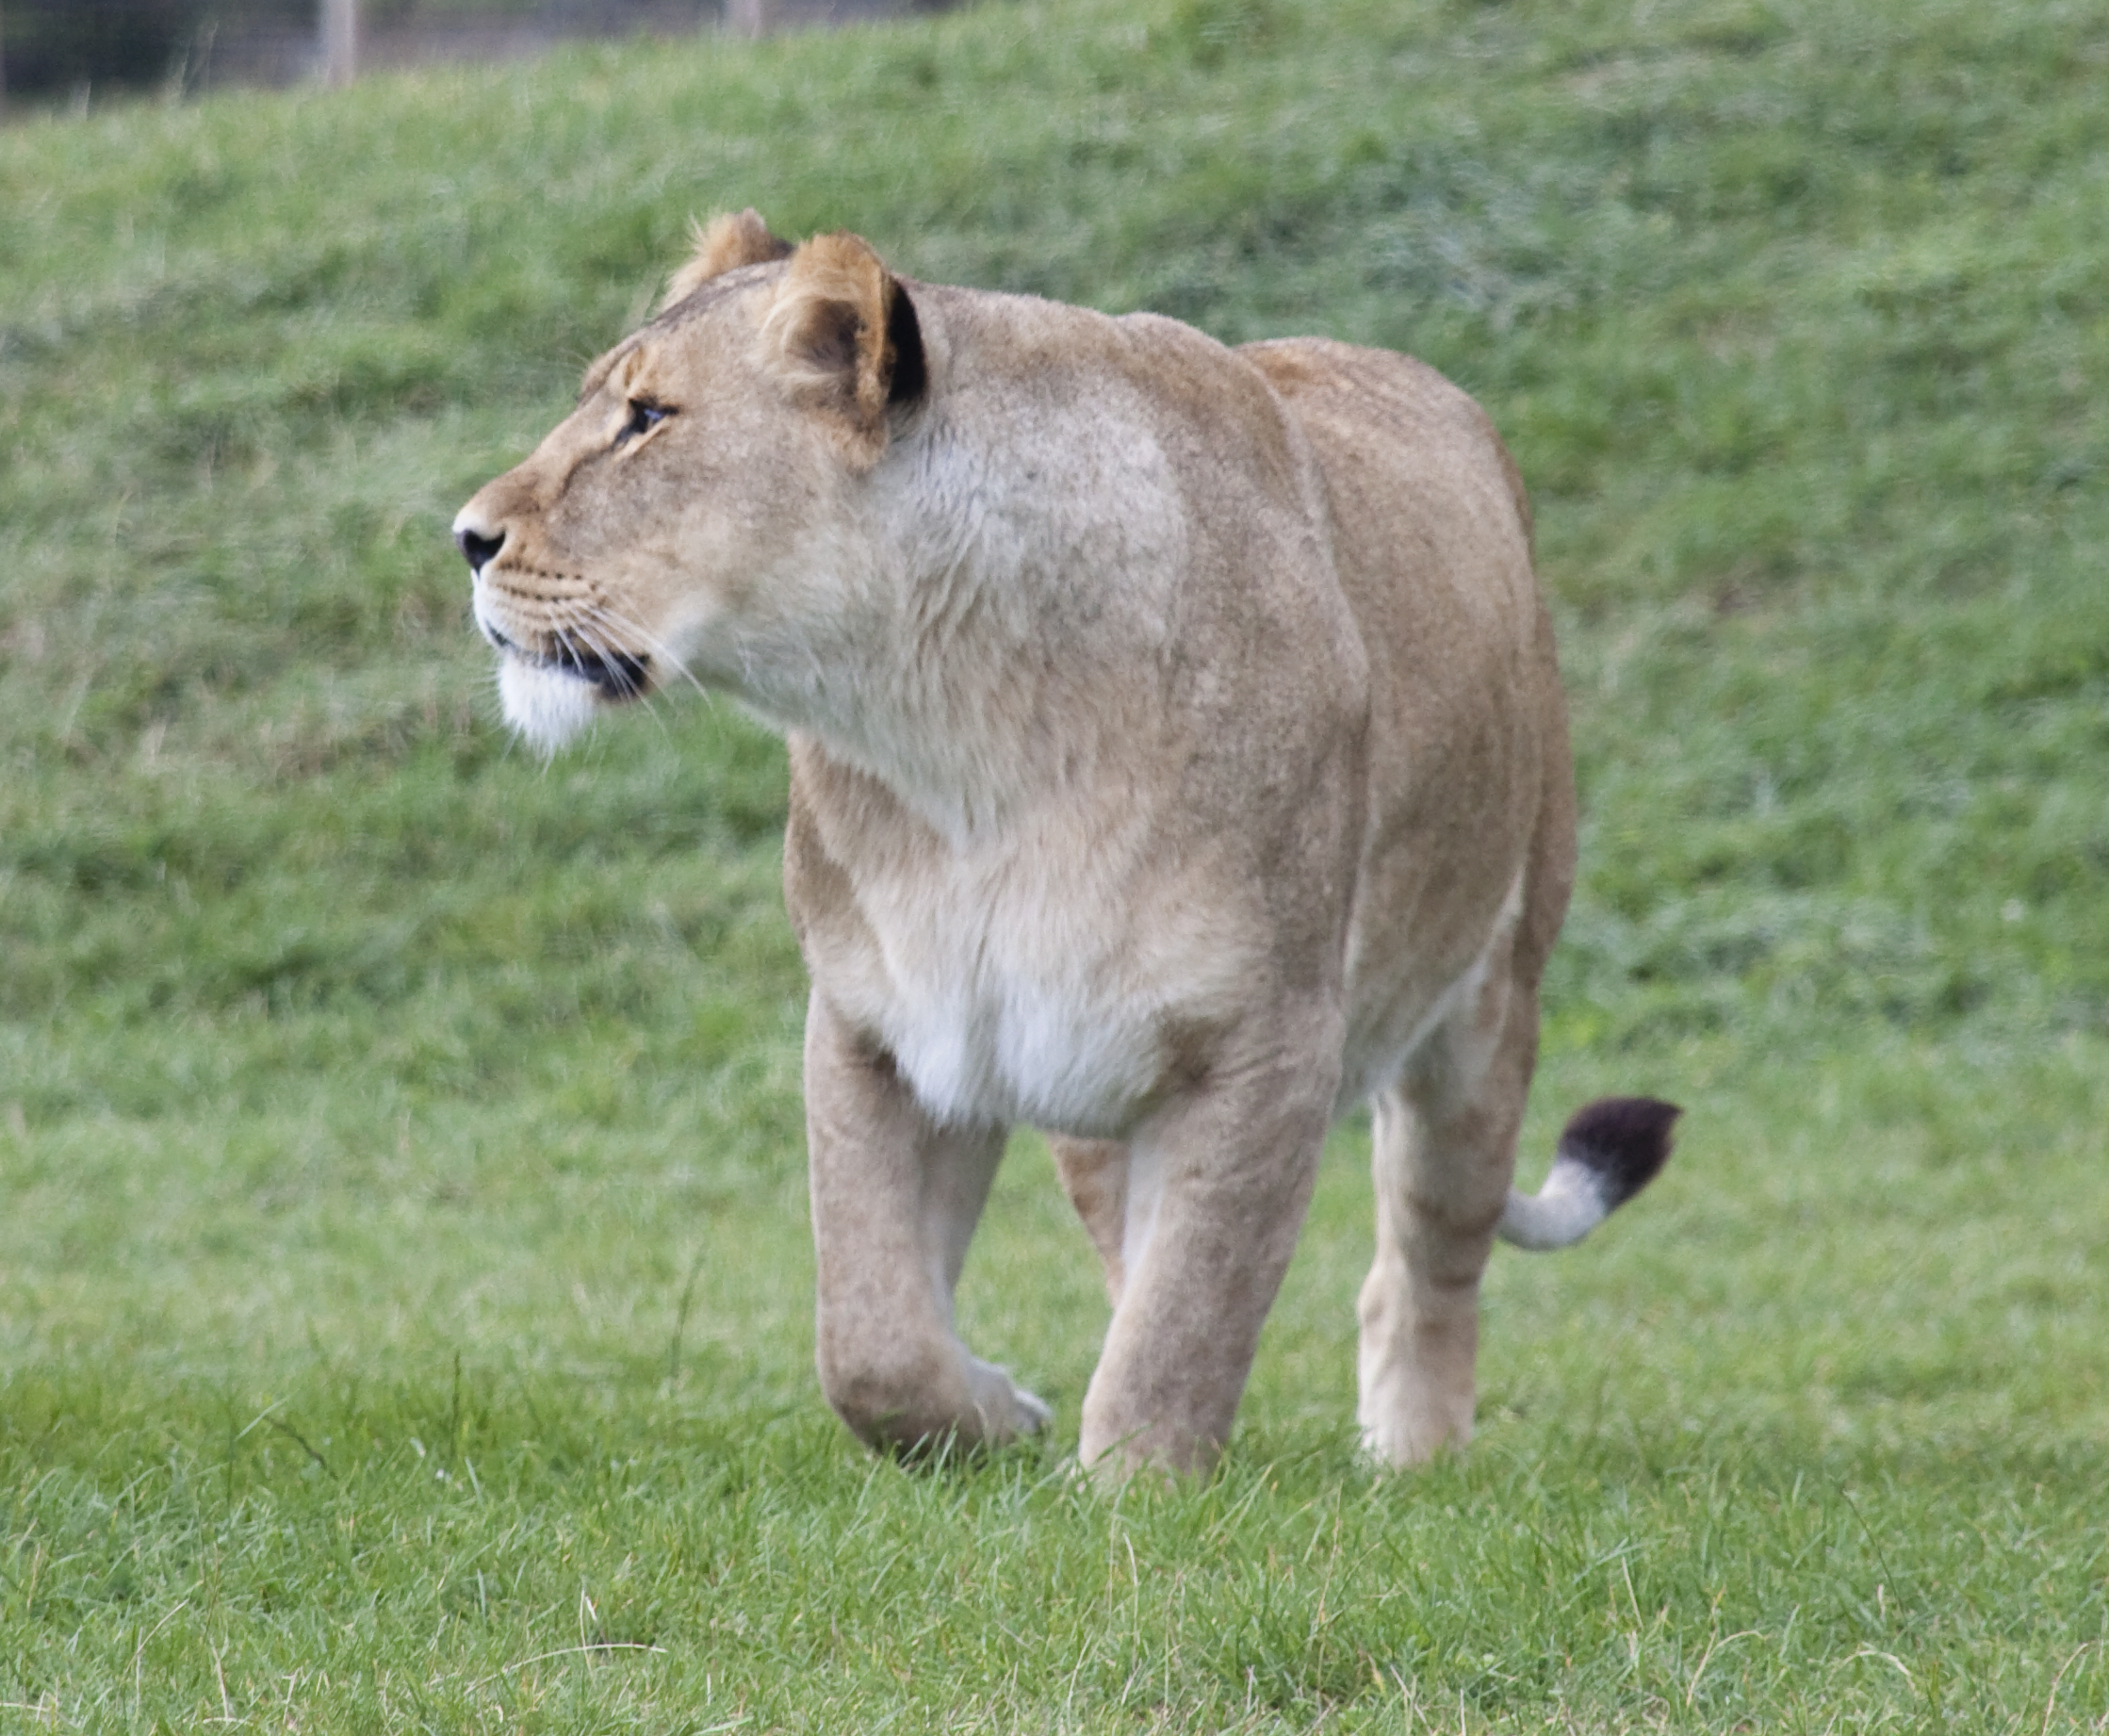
left=455, top=218, right=1612, bottom=1476
left=759, top=232, right=907, bottom=450
left=662, top=206, right=793, bottom=310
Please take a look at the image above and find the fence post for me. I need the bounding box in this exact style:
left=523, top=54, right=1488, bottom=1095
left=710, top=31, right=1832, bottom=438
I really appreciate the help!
left=322, top=0, right=358, bottom=86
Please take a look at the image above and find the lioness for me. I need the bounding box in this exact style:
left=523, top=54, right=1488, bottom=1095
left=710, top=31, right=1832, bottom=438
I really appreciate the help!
left=454, top=211, right=1676, bottom=1475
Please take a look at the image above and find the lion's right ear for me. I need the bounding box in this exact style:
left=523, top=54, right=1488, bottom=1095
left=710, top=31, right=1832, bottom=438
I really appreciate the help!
left=660, top=208, right=793, bottom=310
left=760, top=231, right=924, bottom=465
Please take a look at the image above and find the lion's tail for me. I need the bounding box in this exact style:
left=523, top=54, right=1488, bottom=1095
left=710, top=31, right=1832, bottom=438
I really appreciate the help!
left=1497, top=1097, right=1680, bottom=1252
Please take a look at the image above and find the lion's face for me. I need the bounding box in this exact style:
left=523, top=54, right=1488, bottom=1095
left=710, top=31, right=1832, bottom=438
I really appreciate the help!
left=452, top=216, right=920, bottom=752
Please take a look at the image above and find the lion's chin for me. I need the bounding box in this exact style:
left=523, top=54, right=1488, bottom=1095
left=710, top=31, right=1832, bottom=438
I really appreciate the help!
left=499, top=656, right=599, bottom=755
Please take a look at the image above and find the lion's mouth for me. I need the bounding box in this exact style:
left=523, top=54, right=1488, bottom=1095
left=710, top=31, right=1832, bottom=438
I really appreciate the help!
left=547, top=640, right=650, bottom=699
left=481, top=620, right=650, bottom=701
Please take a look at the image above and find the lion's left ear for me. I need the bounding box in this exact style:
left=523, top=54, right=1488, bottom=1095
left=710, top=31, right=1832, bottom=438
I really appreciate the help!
left=760, top=232, right=925, bottom=462
left=661, top=207, right=792, bottom=310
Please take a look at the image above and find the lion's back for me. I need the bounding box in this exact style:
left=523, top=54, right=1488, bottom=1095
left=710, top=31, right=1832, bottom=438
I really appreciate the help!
left=1239, top=336, right=1573, bottom=1096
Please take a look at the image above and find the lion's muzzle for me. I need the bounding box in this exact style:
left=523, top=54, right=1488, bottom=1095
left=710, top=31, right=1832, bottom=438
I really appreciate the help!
left=475, top=610, right=651, bottom=700
left=548, top=642, right=649, bottom=698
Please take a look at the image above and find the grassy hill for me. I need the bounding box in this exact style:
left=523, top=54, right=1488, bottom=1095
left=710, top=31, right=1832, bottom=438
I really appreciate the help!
left=3, top=0, right=2107, bottom=1728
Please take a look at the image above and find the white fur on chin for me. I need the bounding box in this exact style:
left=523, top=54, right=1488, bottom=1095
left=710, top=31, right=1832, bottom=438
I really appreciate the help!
left=499, top=656, right=597, bottom=755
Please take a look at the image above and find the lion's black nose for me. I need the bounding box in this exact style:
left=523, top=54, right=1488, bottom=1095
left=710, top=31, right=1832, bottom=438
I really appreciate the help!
left=456, top=525, right=505, bottom=575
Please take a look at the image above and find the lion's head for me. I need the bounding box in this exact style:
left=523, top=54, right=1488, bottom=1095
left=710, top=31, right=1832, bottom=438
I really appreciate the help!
left=451, top=211, right=925, bottom=752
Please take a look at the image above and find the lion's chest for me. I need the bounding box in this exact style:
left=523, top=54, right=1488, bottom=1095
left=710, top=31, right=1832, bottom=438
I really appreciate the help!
left=838, top=891, right=1165, bottom=1138
left=800, top=832, right=1223, bottom=1139
left=885, top=952, right=1162, bottom=1138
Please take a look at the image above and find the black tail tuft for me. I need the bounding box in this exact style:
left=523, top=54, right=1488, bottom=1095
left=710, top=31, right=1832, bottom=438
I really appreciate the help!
left=1555, top=1096, right=1680, bottom=1209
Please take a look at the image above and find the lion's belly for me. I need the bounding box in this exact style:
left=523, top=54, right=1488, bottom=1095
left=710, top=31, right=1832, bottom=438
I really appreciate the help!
left=1333, top=866, right=1529, bottom=1112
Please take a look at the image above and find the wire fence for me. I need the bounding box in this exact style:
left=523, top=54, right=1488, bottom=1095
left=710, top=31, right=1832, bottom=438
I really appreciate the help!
left=0, top=0, right=932, bottom=106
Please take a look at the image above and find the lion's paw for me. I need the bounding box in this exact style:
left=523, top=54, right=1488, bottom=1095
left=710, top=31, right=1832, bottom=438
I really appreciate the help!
left=968, top=1356, right=1053, bottom=1440
left=1011, top=1384, right=1054, bottom=1433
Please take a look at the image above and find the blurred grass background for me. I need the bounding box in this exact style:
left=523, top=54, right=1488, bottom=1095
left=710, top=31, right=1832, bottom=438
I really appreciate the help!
left=2, top=0, right=2106, bottom=1727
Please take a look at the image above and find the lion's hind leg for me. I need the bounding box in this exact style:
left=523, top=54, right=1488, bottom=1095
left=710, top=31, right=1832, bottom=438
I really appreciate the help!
left=1052, top=1136, right=1129, bottom=1307
left=1355, top=935, right=1538, bottom=1467
left=1356, top=980, right=1679, bottom=1466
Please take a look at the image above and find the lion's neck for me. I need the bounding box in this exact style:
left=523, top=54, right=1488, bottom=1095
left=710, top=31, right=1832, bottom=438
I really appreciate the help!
left=736, top=434, right=1177, bottom=845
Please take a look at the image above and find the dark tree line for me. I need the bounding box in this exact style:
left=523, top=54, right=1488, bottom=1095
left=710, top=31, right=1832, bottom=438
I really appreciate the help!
left=0, top=1, right=742, bottom=98
left=2, top=0, right=311, bottom=95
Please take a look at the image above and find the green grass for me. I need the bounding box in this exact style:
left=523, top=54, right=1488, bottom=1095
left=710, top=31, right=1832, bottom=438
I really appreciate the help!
left=4, top=0, right=2108, bottom=1727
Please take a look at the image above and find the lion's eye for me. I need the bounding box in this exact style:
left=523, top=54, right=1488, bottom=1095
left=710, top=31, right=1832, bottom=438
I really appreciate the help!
left=615, top=398, right=671, bottom=447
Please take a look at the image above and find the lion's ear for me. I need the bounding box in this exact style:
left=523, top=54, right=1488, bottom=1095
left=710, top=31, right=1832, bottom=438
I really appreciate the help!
left=760, top=231, right=925, bottom=460
left=661, top=207, right=793, bottom=309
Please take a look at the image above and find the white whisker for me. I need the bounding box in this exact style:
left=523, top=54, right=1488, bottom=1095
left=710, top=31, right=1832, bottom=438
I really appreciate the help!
left=589, top=601, right=711, bottom=702
left=571, top=609, right=672, bottom=740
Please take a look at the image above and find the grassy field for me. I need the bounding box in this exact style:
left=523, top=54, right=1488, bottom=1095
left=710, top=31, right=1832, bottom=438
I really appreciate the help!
left=4, top=0, right=2108, bottom=1727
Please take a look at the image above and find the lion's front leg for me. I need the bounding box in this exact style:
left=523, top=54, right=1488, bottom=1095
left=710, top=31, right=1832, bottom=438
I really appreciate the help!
left=805, top=991, right=1051, bottom=1454
left=1076, top=1029, right=1338, bottom=1477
